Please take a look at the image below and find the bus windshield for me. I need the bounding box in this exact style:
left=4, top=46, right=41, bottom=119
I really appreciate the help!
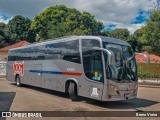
left=103, top=42, right=137, bottom=82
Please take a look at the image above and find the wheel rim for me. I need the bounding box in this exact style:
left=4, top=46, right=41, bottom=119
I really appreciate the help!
left=16, top=77, right=20, bottom=86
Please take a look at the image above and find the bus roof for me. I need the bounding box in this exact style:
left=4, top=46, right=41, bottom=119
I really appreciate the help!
left=9, top=36, right=130, bottom=51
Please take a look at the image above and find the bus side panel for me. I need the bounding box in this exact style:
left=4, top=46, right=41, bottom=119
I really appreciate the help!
left=6, top=60, right=91, bottom=99
left=44, top=73, right=57, bottom=90
left=24, top=60, right=61, bottom=91
left=6, top=62, right=11, bottom=81
left=55, top=60, right=90, bottom=98
left=44, top=60, right=58, bottom=91
left=6, top=61, right=15, bottom=82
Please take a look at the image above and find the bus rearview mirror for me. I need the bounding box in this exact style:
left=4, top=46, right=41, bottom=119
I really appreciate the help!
left=108, top=50, right=115, bottom=65
left=93, top=47, right=115, bottom=65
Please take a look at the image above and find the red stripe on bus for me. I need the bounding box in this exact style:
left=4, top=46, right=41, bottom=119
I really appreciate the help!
left=62, top=72, right=82, bottom=76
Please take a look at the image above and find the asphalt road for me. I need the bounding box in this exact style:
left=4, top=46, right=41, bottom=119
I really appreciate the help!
left=0, top=78, right=160, bottom=120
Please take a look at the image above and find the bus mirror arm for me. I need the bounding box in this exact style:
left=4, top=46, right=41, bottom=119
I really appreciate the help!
left=135, top=53, right=150, bottom=64
left=93, top=47, right=115, bottom=65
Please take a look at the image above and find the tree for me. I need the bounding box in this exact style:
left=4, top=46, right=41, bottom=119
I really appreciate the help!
left=0, top=22, right=11, bottom=48
left=47, top=23, right=69, bottom=39
left=31, top=5, right=104, bottom=41
left=0, top=23, right=6, bottom=41
left=103, top=31, right=111, bottom=37
left=127, top=29, right=143, bottom=52
left=108, top=28, right=130, bottom=41
left=138, top=10, right=160, bottom=55
left=6, top=15, right=36, bottom=43
left=103, top=28, right=142, bottom=52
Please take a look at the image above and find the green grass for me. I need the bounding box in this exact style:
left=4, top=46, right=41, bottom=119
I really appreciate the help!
left=137, top=63, right=160, bottom=78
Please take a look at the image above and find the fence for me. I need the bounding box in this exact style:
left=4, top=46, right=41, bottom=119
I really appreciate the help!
left=0, top=61, right=7, bottom=76
left=138, top=63, right=160, bottom=82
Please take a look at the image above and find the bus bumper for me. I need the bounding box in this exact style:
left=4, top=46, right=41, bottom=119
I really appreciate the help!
left=104, top=95, right=137, bottom=101
left=101, top=89, right=138, bottom=101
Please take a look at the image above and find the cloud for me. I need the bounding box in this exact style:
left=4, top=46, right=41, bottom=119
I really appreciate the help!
left=103, top=21, right=145, bottom=34
left=0, top=14, right=11, bottom=24
left=0, top=0, right=154, bottom=32
left=0, top=0, right=53, bottom=19
left=73, top=0, right=151, bottom=23
left=0, top=0, right=152, bottom=22
left=116, top=23, right=145, bottom=34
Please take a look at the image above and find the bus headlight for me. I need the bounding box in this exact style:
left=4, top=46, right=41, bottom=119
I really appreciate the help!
left=107, top=84, right=118, bottom=91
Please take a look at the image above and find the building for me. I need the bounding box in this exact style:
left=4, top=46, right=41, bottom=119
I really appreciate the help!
left=136, top=51, right=160, bottom=63
left=0, top=40, right=30, bottom=60
left=0, top=40, right=30, bottom=76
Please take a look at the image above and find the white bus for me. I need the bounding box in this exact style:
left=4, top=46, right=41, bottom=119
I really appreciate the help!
left=6, top=36, right=149, bottom=101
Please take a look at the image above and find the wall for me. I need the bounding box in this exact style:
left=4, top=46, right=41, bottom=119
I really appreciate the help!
left=0, top=51, right=8, bottom=60
left=0, top=61, right=7, bottom=76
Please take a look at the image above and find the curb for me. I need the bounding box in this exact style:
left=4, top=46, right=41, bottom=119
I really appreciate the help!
left=0, top=77, right=6, bottom=79
left=138, top=85, right=160, bottom=88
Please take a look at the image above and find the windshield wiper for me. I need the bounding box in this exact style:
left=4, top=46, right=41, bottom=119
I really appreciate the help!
left=125, top=58, right=136, bottom=82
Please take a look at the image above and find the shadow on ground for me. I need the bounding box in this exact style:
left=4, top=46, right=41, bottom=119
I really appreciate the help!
left=0, top=92, right=16, bottom=120
left=10, top=83, right=159, bottom=111
left=0, top=92, right=16, bottom=111
left=84, top=98, right=159, bottom=111
left=11, top=83, right=70, bottom=98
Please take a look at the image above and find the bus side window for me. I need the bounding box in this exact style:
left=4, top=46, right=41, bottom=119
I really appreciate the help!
left=82, top=39, right=104, bottom=82
left=8, top=51, right=13, bottom=61
left=12, top=50, right=20, bottom=61
left=62, top=40, right=81, bottom=64
left=45, top=43, right=62, bottom=60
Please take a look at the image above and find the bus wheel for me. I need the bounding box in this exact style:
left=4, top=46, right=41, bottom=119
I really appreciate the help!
left=16, top=75, right=22, bottom=87
left=69, top=82, right=77, bottom=101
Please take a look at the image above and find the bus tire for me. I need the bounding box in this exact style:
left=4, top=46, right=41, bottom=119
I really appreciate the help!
left=16, top=75, right=22, bottom=87
left=69, top=82, right=77, bottom=101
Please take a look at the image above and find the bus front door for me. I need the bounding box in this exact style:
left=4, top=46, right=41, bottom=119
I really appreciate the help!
left=83, top=51, right=104, bottom=100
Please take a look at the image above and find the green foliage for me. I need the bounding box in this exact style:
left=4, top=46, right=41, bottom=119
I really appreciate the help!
left=31, top=5, right=104, bottom=41
left=138, top=63, right=160, bottom=78
left=47, top=23, right=69, bottom=39
left=127, top=29, right=143, bottom=52
left=137, top=10, right=160, bottom=55
left=0, top=22, right=11, bottom=47
left=102, top=31, right=111, bottom=37
left=104, top=28, right=130, bottom=41
left=138, top=72, right=160, bottom=78
left=6, top=15, right=36, bottom=43
left=0, top=22, right=6, bottom=30
left=111, top=28, right=130, bottom=41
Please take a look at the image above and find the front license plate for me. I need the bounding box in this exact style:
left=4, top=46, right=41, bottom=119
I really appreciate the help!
left=124, top=93, right=130, bottom=97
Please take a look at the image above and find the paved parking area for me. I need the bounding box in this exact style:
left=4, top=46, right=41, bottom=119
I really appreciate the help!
left=0, top=78, right=160, bottom=120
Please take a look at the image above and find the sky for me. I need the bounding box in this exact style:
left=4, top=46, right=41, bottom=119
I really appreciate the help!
left=0, top=0, right=158, bottom=34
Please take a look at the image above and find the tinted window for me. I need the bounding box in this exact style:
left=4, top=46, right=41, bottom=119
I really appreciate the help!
left=82, top=39, right=100, bottom=54
left=62, top=40, right=80, bottom=64
left=8, top=40, right=80, bottom=62
left=19, top=47, right=35, bottom=60
left=8, top=50, right=20, bottom=61
left=33, top=46, right=46, bottom=60
left=45, top=43, right=62, bottom=60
